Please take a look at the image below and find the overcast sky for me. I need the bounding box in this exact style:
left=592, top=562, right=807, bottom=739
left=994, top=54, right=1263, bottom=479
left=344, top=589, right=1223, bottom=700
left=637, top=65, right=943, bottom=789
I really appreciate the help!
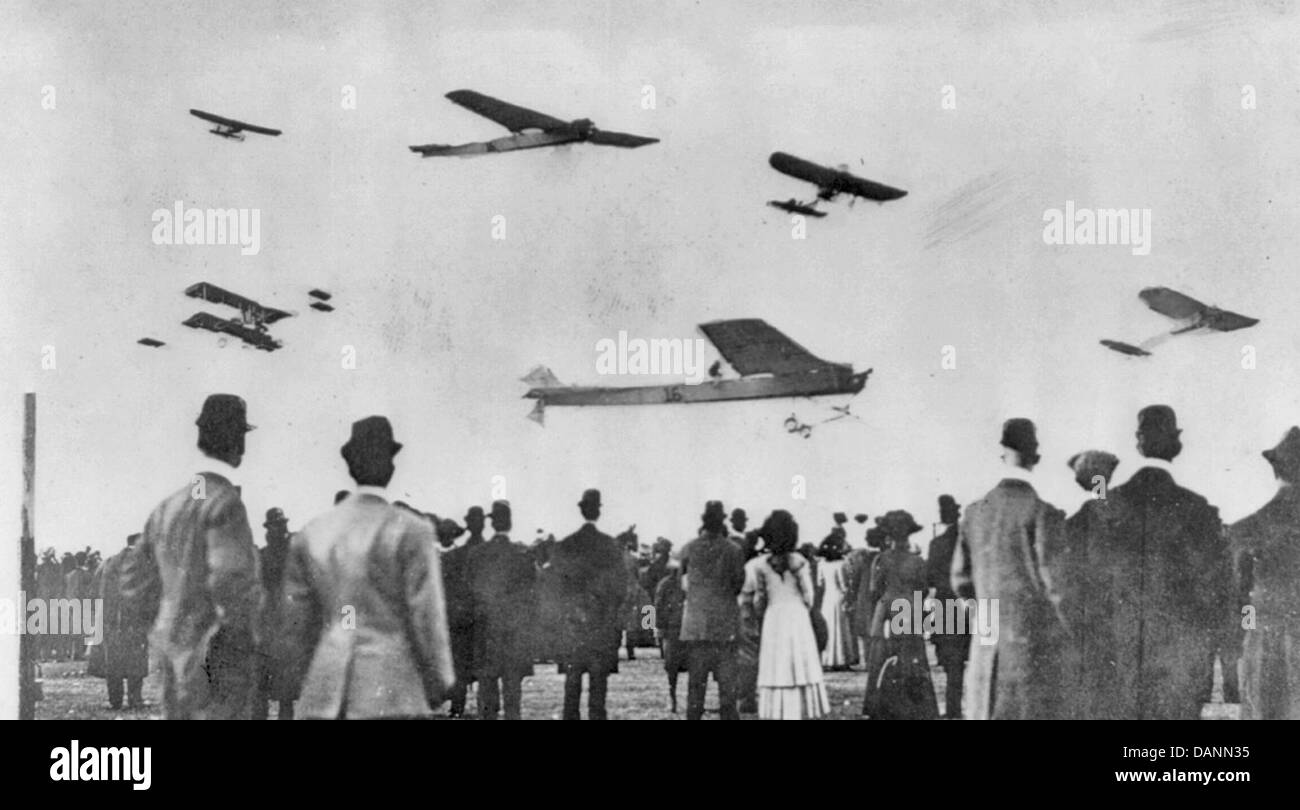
left=3, top=0, right=1300, bottom=560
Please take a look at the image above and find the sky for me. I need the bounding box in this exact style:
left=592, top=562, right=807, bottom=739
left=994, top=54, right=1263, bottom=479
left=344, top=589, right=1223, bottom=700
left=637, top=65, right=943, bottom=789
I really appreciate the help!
left=3, top=0, right=1300, bottom=568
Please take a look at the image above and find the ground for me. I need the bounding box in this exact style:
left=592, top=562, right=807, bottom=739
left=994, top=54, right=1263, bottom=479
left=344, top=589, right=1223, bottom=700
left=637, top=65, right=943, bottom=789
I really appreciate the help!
left=36, top=647, right=1238, bottom=720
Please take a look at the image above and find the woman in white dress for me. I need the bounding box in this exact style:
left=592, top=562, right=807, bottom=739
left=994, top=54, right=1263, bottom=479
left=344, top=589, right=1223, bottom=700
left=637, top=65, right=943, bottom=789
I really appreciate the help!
left=754, top=510, right=831, bottom=720
left=817, top=534, right=858, bottom=670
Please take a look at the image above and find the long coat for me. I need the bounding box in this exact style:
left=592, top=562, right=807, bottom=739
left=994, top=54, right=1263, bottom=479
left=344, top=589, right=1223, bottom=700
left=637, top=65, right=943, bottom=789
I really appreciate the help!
left=278, top=493, right=454, bottom=719
left=678, top=531, right=745, bottom=642
left=121, top=470, right=262, bottom=719
left=847, top=548, right=880, bottom=639
left=439, top=542, right=475, bottom=684
left=1085, top=466, right=1229, bottom=719
left=1230, top=484, right=1300, bottom=719
left=90, top=547, right=149, bottom=679
left=952, top=478, right=1069, bottom=720
left=547, top=523, right=628, bottom=672
left=468, top=533, right=537, bottom=679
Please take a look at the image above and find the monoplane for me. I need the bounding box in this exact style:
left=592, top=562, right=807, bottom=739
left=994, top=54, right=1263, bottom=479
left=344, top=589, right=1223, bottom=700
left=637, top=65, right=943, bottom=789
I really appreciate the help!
left=189, top=109, right=282, bottom=141
left=1100, top=286, right=1259, bottom=357
left=766, top=151, right=907, bottom=218
left=522, top=319, right=871, bottom=428
left=410, top=90, right=659, bottom=157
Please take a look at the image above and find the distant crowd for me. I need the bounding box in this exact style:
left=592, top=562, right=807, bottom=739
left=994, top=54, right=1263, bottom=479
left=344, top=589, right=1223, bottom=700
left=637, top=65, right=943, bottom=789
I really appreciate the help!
left=40, top=395, right=1300, bottom=720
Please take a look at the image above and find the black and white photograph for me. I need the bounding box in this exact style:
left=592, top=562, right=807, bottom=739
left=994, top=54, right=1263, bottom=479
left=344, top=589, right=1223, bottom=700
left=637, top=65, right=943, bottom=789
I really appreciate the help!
left=0, top=0, right=1296, bottom=767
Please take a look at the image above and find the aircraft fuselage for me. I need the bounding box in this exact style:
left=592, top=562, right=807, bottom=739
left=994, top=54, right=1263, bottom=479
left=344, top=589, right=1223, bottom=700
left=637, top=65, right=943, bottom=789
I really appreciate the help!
left=525, top=366, right=870, bottom=407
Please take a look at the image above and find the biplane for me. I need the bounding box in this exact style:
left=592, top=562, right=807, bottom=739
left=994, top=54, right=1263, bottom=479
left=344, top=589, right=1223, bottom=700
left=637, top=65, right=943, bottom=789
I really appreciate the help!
left=189, top=109, right=282, bottom=141
left=181, top=281, right=293, bottom=352
left=409, top=90, right=659, bottom=157
left=522, top=319, right=871, bottom=427
left=308, top=289, right=334, bottom=312
left=1100, top=286, right=1259, bottom=357
left=766, top=152, right=907, bottom=218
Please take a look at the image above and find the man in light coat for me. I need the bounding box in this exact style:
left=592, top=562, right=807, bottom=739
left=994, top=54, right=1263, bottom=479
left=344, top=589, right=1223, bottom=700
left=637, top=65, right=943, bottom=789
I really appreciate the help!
left=278, top=416, right=453, bottom=719
left=953, top=418, right=1069, bottom=720
left=121, top=393, right=263, bottom=719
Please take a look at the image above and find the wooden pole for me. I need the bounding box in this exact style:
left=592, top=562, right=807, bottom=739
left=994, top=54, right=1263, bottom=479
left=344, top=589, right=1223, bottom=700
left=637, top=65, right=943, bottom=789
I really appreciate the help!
left=18, top=393, right=35, bottom=719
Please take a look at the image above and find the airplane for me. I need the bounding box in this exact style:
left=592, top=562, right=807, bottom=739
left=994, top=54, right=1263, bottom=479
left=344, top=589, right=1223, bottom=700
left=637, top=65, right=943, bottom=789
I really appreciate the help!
left=189, top=109, right=282, bottom=141
left=783, top=403, right=863, bottom=438
left=767, top=198, right=827, bottom=218
left=409, top=90, right=659, bottom=157
left=1101, top=286, right=1259, bottom=357
left=767, top=151, right=907, bottom=217
left=181, top=281, right=293, bottom=351
left=522, top=319, right=872, bottom=428
left=137, top=337, right=165, bottom=348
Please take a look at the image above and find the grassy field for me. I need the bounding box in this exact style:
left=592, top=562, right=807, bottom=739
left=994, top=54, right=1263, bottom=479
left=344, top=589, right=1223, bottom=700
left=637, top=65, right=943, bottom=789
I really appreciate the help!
left=35, top=647, right=1238, bottom=720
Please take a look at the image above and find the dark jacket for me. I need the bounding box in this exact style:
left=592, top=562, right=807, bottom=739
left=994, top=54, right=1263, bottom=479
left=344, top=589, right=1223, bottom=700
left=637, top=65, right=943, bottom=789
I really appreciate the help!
left=547, top=522, right=628, bottom=671
left=90, top=546, right=149, bottom=679
left=1085, top=466, right=1229, bottom=719
left=468, top=533, right=537, bottom=678
left=679, top=531, right=745, bottom=642
left=1231, top=484, right=1300, bottom=719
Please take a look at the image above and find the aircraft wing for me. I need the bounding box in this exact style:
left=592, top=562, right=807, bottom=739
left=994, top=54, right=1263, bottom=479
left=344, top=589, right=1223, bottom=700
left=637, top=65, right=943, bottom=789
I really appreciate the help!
left=769, top=152, right=836, bottom=186
left=184, top=282, right=292, bottom=323
left=586, top=129, right=659, bottom=148
left=698, top=319, right=837, bottom=376
left=1100, top=339, right=1152, bottom=357
left=1139, top=287, right=1206, bottom=321
left=189, top=109, right=281, bottom=136
left=444, top=90, right=568, bottom=133
left=1206, top=309, right=1259, bottom=332
left=183, top=312, right=282, bottom=351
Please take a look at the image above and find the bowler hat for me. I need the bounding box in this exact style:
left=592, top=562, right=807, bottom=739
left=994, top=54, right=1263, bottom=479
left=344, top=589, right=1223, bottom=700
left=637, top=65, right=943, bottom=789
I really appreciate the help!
left=341, top=415, right=403, bottom=463
left=490, top=499, right=512, bottom=523
left=196, top=394, right=255, bottom=433
left=702, top=500, right=727, bottom=523
left=464, top=505, right=485, bottom=523
left=1137, top=405, right=1180, bottom=436
left=1000, top=418, right=1039, bottom=457
left=578, top=489, right=602, bottom=509
left=263, top=507, right=288, bottom=528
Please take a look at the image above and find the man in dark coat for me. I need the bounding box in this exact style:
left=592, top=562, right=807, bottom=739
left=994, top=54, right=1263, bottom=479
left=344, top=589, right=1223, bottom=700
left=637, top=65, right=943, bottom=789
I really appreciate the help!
left=927, top=494, right=969, bottom=719
left=439, top=506, right=480, bottom=717
left=549, top=489, right=628, bottom=720
left=1062, top=449, right=1121, bottom=719
left=653, top=566, right=687, bottom=712
left=253, top=508, right=295, bottom=720
left=952, top=418, right=1069, bottom=720
left=467, top=500, right=536, bottom=720
left=121, top=394, right=263, bottom=720
left=1231, top=426, right=1300, bottom=719
left=1084, top=406, right=1231, bottom=719
left=679, top=501, right=746, bottom=720
left=90, top=534, right=150, bottom=709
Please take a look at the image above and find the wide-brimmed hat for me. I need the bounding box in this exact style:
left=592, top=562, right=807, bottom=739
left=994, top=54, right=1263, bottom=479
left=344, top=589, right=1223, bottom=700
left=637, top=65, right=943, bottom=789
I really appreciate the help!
left=341, top=415, right=402, bottom=463
left=196, top=394, right=255, bottom=433
left=1263, top=427, right=1300, bottom=480
left=879, top=509, right=923, bottom=537
left=263, top=507, right=288, bottom=528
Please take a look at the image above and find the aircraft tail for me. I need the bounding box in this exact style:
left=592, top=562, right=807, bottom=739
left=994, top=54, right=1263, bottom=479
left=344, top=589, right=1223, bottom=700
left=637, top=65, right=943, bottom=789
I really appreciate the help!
left=526, top=399, right=545, bottom=427
left=520, top=365, right=563, bottom=387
